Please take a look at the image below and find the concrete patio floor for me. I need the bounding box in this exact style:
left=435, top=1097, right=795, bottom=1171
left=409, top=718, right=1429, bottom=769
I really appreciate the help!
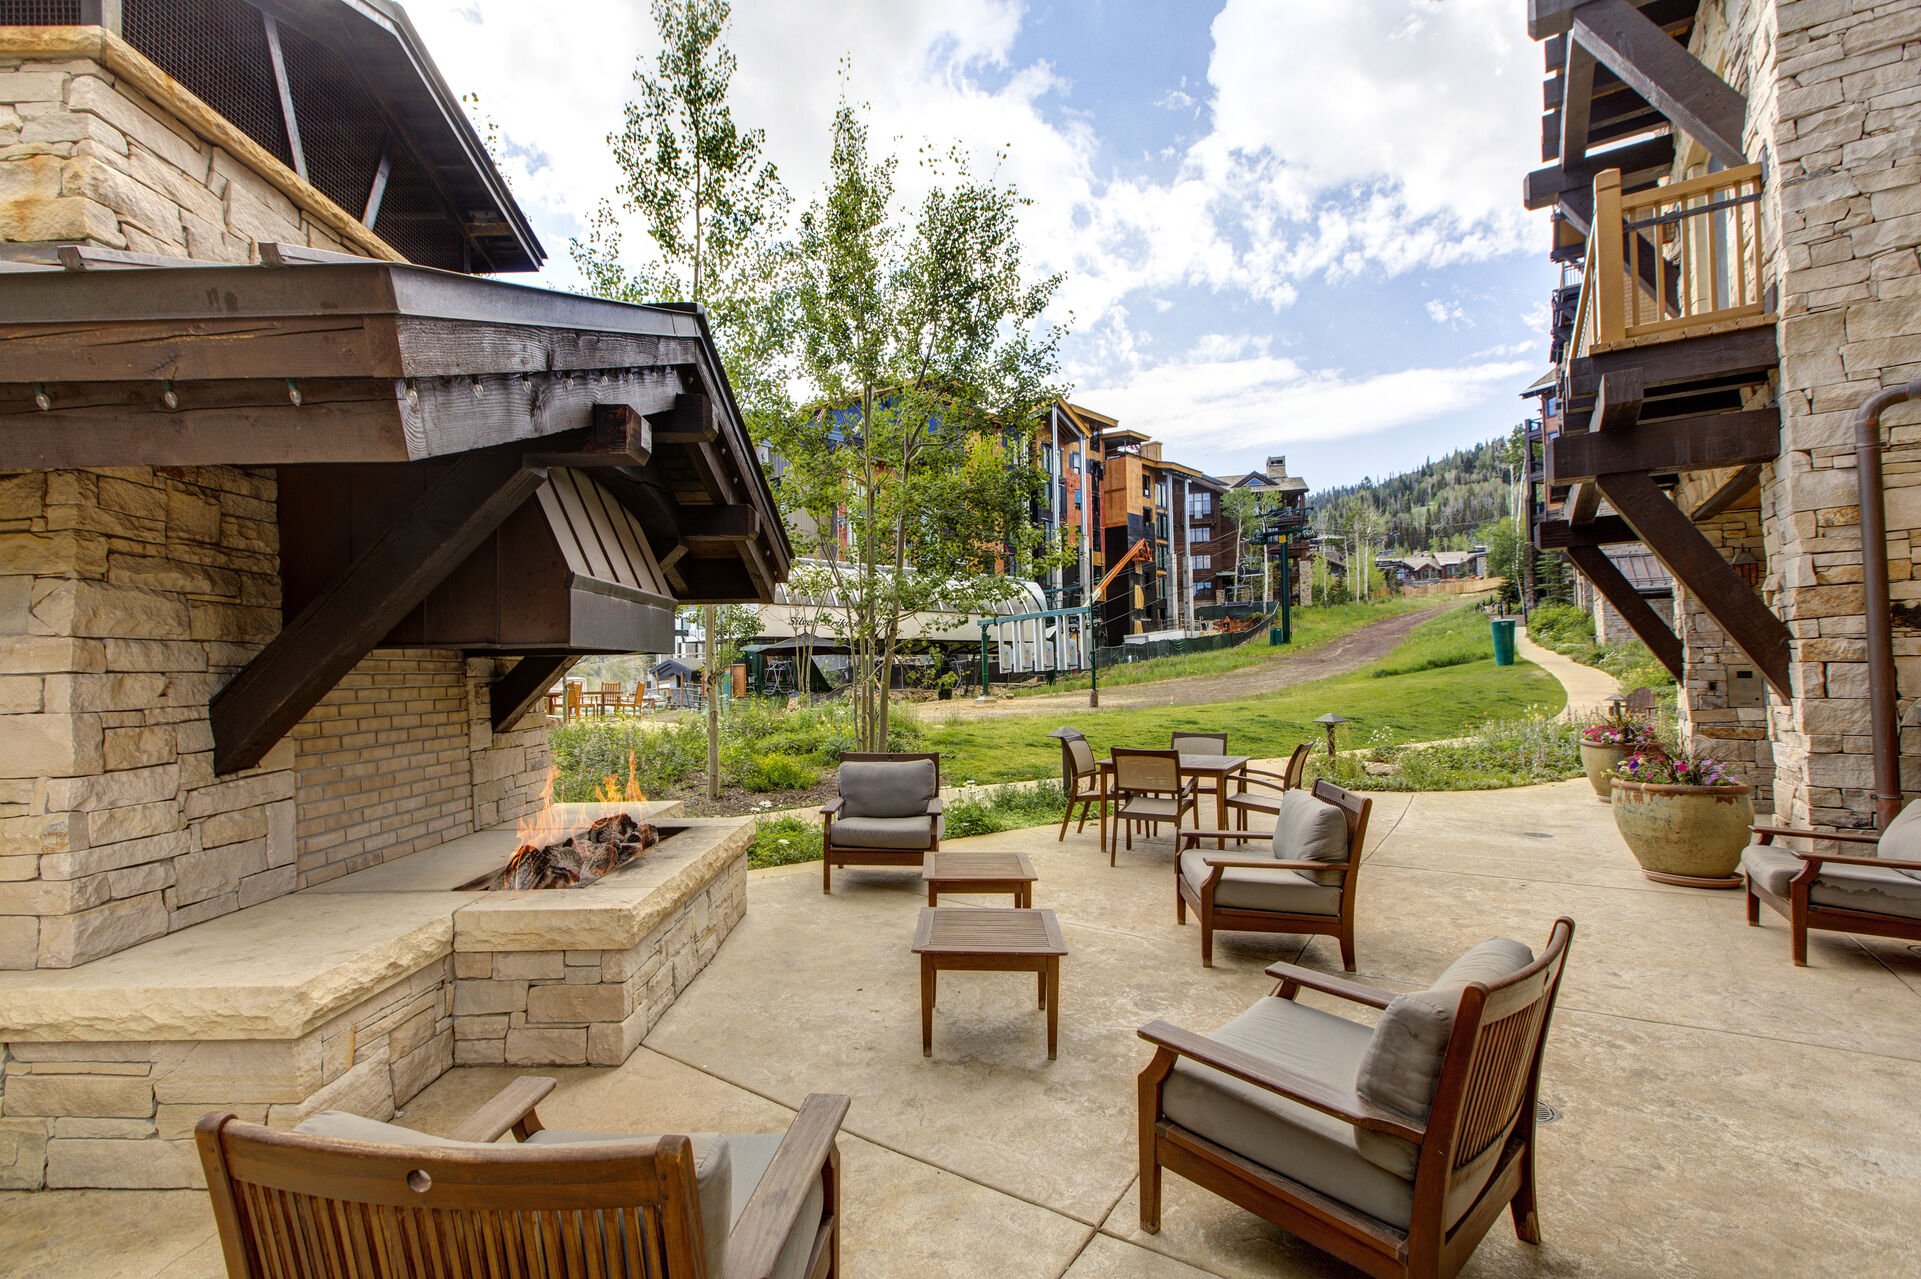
left=5, top=778, right=1920, bottom=1277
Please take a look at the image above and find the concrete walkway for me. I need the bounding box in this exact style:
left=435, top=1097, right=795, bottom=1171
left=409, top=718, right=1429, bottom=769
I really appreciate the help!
left=1516, top=627, right=1622, bottom=720
left=8, top=780, right=1918, bottom=1277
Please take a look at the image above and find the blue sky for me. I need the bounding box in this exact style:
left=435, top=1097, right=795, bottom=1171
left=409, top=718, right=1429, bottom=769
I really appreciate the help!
left=408, top=0, right=1556, bottom=490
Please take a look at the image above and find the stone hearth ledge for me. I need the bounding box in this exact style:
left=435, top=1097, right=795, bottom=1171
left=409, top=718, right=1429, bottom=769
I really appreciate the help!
left=0, top=804, right=746, bottom=1044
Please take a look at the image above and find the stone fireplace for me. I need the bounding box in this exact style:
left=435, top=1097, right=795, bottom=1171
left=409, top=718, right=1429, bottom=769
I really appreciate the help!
left=0, top=15, right=789, bottom=1190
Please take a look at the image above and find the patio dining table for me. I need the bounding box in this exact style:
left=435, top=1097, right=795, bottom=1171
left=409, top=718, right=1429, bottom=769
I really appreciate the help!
left=1099, top=753, right=1250, bottom=848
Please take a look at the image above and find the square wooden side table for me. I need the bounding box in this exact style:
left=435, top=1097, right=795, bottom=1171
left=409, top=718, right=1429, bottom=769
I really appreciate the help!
left=911, top=907, right=1067, bottom=1059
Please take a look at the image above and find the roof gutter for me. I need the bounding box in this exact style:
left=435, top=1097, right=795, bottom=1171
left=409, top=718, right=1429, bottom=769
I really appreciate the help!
left=1854, top=378, right=1921, bottom=828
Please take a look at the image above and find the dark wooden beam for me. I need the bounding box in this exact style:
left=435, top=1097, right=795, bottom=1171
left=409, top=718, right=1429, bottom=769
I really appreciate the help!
left=1572, top=0, right=1748, bottom=168
left=1569, top=324, right=1777, bottom=399
left=1536, top=515, right=1638, bottom=548
left=1559, top=38, right=1598, bottom=164
left=1530, top=0, right=1585, bottom=38
left=1690, top=462, right=1764, bottom=522
left=653, top=392, right=717, bottom=444
left=1550, top=408, right=1779, bottom=483
left=211, top=446, right=550, bottom=773
left=1524, top=134, right=1675, bottom=209
left=1596, top=470, right=1790, bottom=694
left=1566, top=543, right=1686, bottom=680
left=524, top=403, right=653, bottom=467
left=489, top=654, right=575, bottom=733
left=405, top=368, right=683, bottom=460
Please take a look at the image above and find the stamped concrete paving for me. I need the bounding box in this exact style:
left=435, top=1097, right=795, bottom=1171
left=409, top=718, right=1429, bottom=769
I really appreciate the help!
left=5, top=780, right=1919, bottom=1276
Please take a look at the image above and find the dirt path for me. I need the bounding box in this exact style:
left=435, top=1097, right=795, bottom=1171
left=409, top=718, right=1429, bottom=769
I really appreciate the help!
left=940, top=602, right=1452, bottom=719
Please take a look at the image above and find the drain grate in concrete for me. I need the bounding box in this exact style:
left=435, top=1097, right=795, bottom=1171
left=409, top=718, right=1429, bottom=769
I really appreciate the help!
left=1522, top=831, right=1555, bottom=840
left=1536, top=1101, right=1562, bottom=1124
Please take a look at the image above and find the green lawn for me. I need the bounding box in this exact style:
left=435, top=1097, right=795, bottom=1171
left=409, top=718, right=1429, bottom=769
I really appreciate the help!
left=1003, top=597, right=1429, bottom=697
left=926, top=603, right=1566, bottom=784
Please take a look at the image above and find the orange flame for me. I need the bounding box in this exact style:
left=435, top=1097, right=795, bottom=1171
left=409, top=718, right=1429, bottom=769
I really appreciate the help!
left=592, top=750, right=646, bottom=805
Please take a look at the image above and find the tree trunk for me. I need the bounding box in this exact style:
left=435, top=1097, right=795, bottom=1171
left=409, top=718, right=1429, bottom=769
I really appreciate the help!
left=703, top=603, right=721, bottom=801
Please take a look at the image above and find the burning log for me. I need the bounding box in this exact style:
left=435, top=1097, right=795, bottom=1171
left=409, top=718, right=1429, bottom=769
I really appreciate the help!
left=460, top=813, right=658, bottom=891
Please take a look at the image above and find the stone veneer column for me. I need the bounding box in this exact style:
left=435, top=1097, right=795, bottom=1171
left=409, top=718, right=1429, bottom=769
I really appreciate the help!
left=1752, top=0, right=1921, bottom=827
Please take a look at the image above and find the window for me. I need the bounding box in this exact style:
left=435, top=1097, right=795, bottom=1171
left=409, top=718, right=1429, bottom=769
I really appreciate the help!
left=1142, top=475, right=1151, bottom=499
left=1189, top=524, right=1211, bottom=545
left=1156, top=513, right=1170, bottom=540
left=1189, top=554, right=1212, bottom=572
left=1188, top=492, right=1212, bottom=519
left=1154, top=481, right=1169, bottom=509
left=1069, top=451, right=1081, bottom=473
left=1042, top=444, right=1056, bottom=475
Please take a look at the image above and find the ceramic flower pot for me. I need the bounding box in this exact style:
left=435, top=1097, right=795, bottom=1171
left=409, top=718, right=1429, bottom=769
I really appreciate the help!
left=1579, top=742, right=1631, bottom=800
left=1609, top=778, right=1754, bottom=888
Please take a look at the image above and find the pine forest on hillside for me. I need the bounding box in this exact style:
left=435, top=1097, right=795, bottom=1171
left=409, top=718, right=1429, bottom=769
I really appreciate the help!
left=1308, top=438, right=1517, bottom=553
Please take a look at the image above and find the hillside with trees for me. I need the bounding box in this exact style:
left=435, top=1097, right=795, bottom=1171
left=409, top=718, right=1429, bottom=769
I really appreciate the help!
left=1309, top=439, right=1516, bottom=552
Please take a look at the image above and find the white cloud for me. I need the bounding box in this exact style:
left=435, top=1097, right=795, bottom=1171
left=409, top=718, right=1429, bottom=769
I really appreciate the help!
left=1080, top=354, right=1535, bottom=460
left=1425, top=299, right=1467, bottom=326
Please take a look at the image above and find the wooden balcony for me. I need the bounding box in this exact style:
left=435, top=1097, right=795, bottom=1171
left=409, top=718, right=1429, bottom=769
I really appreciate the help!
left=1569, top=162, right=1769, bottom=359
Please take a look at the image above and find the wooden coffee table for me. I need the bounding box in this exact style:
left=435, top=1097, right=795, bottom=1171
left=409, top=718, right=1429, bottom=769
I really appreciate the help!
left=912, top=907, right=1068, bottom=1059
left=922, top=850, right=1038, bottom=907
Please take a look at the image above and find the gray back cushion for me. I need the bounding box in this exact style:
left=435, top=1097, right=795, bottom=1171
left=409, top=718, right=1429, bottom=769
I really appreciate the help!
left=1271, top=788, right=1350, bottom=886
left=1352, top=938, right=1535, bottom=1177
left=841, top=759, right=937, bottom=818
left=1877, top=802, right=1921, bottom=882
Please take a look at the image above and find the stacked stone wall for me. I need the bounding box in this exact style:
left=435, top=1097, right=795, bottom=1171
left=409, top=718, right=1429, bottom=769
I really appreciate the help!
left=1690, top=0, right=1921, bottom=827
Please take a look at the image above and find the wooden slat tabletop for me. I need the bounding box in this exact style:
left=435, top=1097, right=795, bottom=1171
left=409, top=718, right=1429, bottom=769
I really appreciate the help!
left=922, top=851, right=1038, bottom=883
left=912, top=907, right=1066, bottom=955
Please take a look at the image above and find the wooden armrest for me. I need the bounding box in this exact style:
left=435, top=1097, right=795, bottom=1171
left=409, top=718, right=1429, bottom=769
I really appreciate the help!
left=446, top=1075, right=556, bottom=1143
left=1795, top=851, right=1921, bottom=870
left=818, top=797, right=844, bottom=816
left=1263, top=961, right=1394, bottom=1009
left=926, top=797, right=944, bottom=816
left=723, top=1093, right=850, bottom=1279
left=1137, top=1021, right=1422, bottom=1141
left=1177, top=828, right=1267, bottom=846
left=1750, top=824, right=1877, bottom=845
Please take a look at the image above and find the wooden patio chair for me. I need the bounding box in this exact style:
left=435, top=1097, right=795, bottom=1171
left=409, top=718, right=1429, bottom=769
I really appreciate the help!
left=1170, top=731, right=1232, bottom=806
left=1175, top=778, right=1370, bottom=969
left=1741, top=802, right=1921, bottom=965
left=1051, top=727, right=1111, bottom=844
left=819, top=751, right=942, bottom=894
left=1138, top=919, right=1576, bottom=1279
left=1622, top=687, right=1659, bottom=720
left=1109, top=747, right=1198, bottom=866
left=197, top=1077, right=849, bottom=1279
left=1225, top=742, right=1313, bottom=832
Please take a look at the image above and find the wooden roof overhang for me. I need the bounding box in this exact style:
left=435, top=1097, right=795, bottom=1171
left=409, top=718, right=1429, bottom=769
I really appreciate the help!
left=0, top=257, right=791, bottom=771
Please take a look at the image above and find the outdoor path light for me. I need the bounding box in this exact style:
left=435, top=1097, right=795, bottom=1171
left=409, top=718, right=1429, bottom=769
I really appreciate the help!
left=1314, top=712, right=1348, bottom=758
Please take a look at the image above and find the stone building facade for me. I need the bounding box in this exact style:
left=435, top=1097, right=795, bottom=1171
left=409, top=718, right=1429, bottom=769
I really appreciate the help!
left=0, top=43, right=550, bottom=969
left=1682, top=0, right=1920, bottom=827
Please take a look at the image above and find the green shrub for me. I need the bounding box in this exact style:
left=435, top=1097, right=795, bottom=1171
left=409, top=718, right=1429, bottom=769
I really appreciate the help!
left=1524, top=602, right=1593, bottom=648
left=747, top=815, right=823, bottom=869
left=943, top=782, right=1066, bottom=838
left=740, top=753, right=819, bottom=793
left=1307, top=714, right=1583, bottom=792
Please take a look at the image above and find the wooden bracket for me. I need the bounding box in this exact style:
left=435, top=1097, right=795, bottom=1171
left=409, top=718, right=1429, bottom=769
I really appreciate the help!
left=210, top=446, right=549, bottom=774
left=1571, top=0, right=1748, bottom=169
left=1690, top=462, right=1764, bottom=522
left=525, top=404, right=653, bottom=467
left=1559, top=38, right=1597, bottom=164
left=1536, top=515, right=1638, bottom=549
left=1593, top=369, right=1645, bottom=431
left=1565, top=544, right=1685, bottom=682
left=1596, top=470, right=1790, bottom=695
left=653, top=393, right=717, bottom=444
left=489, top=654, right=576, bottom=733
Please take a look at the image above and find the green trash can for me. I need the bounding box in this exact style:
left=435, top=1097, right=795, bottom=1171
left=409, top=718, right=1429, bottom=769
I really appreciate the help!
left=1490, top=617, right=1517, bottom=666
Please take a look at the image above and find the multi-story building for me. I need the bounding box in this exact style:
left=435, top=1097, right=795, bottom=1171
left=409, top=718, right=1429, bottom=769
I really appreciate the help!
left=1521, top=0, right=1921, bottom=826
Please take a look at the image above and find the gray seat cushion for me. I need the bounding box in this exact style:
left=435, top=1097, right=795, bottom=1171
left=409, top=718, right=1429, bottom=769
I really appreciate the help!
left=1744, top=843, right=1921, bottom=917
left=1353, top=938, right=1534, bottom=1179
left=1809, top=862, right=1921, bottom=918
left=1741, top=843, right=1803, bottom=897
left=1179, top=850, right=1341, bottom=916
left=832, top=814, right=938, bottom=850
left=1272, top=788, right=1350, bottom=886
left=1162, top=996, right=1415, bottom=1230
left=1118, top=794, right=1188, bottom=821
left=840, top=759, right=937, bottom=818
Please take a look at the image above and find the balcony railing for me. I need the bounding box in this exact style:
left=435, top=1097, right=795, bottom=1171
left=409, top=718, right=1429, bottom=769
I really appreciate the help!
left=1570, top=162, right=1767, bottom=358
